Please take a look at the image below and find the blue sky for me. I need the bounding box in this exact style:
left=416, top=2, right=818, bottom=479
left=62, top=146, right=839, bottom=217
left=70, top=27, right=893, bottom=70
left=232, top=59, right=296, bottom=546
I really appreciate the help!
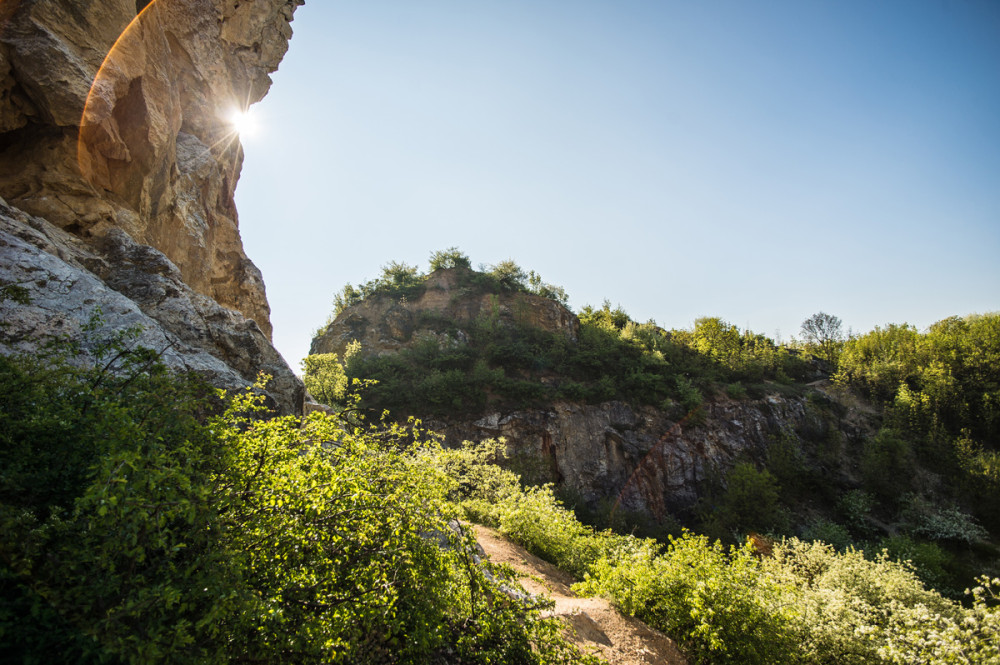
left=234, top=0, right=1000, bottom=370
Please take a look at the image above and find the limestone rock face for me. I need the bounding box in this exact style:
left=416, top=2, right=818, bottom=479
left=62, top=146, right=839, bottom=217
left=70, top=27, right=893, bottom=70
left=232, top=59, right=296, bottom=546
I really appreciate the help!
left=311, top=268, right=581, bottom=359
left=0, top=0, right=305, bottom=412
left=432, top=395, right=823, bottom=518
left=0, top=0, right=304, bottom=335
left=0, top=198, right=303, bottom=414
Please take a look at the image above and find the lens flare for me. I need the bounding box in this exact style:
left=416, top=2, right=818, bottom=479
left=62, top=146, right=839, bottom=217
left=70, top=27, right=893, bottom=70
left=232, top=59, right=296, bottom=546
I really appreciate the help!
left=226, top=107, right=256, bottom=137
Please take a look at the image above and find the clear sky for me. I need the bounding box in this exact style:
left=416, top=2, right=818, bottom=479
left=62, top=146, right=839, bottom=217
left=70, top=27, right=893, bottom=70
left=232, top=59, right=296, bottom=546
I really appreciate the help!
left=234, top=0, right=1000, bottom=371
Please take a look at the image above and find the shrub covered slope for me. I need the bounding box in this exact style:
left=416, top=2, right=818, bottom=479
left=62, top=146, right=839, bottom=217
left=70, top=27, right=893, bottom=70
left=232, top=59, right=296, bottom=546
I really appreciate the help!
left=307, top=251, right=1000, bottom=603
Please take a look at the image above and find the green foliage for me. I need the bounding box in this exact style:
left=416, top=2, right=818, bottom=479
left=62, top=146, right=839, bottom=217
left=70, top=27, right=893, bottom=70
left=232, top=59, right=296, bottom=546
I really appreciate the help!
left=900, top=496, right=988, bottom=545
left=346, top=297, right=815, bottom=418
left=700, top=462, right=787, bottom=540
left=879, top=535, right=952, bottom=592
left=860, top=428, right=915, bottom=503
left=493, top=485, right=621, bottom=580
left=577, top=533, right=797, bottom=664
left=837, top=313, right=1000, bottom=447
left=0, top=279, right=31, bottom=305
left=436, top=439, right=1000, bottom=665
left=799, top=311, right=845, bottom=364
left=330, top=251, right=570, bottom=318
left=0, top=347, right=599, bottom=664
left=837, top=490, right=879, bottom=540
left=488, top=259, right=528, bottom=291
left=300, top=352, right=348, bottom=405
left=762, top=539, right=959, bottom=664
left=331, top=261, right=426, bottom=315
left=801, top=519, right=854, bottom=551
left=428, top=246, right=471, bottom=271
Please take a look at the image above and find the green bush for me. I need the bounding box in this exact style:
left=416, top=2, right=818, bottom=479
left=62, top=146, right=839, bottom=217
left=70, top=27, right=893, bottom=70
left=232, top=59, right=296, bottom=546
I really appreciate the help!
left=700, top=462, right=787, bottom=541
left=801, top=519, right=854, bottom=551
left=0, top=347, right=599, bottom=664
left=861, top=428, right=915, bottom=503
left=576, top=532, right=796, bottom=664
left=301, top=352, right=348, bottom=405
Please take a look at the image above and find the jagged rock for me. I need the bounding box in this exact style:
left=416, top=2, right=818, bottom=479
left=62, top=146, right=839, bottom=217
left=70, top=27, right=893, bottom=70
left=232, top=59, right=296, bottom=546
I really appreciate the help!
left=0, top=0, right=304, bottom=335
left=0, top=198, right=303, bottom=414
left=430, top=395, right=821, bottom=518
left=311, top=268, right=580, bottom=359
left=0, top=1, right=305, bottom=412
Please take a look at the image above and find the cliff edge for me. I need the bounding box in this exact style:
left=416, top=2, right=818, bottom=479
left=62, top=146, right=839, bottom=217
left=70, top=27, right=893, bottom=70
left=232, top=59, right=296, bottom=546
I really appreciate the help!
left=0, top=0, right=304, bottom=413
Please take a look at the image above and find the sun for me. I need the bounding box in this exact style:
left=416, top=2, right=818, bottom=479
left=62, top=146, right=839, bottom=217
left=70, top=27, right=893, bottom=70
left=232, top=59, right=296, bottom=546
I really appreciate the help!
left=225, top=107, right=256, bottom=136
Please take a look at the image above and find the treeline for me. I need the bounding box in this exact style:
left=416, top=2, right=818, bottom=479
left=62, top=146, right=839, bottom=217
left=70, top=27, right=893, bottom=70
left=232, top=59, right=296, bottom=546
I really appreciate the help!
left=310, top=304, right=813, bottom=418
left=309, top=249, right=815, bottom=418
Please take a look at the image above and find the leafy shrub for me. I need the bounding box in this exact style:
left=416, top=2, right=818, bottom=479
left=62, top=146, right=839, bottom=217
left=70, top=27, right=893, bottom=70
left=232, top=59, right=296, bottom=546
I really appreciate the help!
left=429, top=246, right=472, bottom=271
left=860, top=428, right=915, bottom=503
left=763, top=538, right=956, bottom=664
left=901, top=496, right=988, bottom=545
left=725, top=382, right=748, bottom=399
left=838, top=489, right=878, bottom=539
left=301, top=352, right=348, bottom=405
left=801, top=519, right=854, bottom=551
left=879, top=535, right=952, bottom=592
left=0, top=346, right=598, bottom=664
left=700, top=462, right=787, bottom=541
left=577, top=532, right=797, bottom=664
left=493, top=484, right=622, bottom=580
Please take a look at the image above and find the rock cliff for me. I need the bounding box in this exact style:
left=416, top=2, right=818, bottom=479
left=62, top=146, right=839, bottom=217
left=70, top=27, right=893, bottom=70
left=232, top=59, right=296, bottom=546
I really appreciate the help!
left=433, top=395, right=829, bottom=518
left=315, top=272, right=867, bottom=518
left=0, top=0, right=304, bottom=412
left=311, top=268, right=580, bottom=359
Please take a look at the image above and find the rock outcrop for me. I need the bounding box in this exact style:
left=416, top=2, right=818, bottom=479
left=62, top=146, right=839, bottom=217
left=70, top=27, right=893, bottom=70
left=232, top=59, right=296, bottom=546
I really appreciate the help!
left=433, top=395, right=829, bottom=518
left=313, top=268, right=868, bottom=517
left=0, top=0, right=305, bottom=412
left=311, top=268, right=580, bottom=359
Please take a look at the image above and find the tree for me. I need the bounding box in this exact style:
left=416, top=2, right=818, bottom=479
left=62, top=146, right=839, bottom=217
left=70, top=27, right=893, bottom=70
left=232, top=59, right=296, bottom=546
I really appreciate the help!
left=800, top=312, right=845, bottom=364
left=489, top=259, right=528, bottom=291
left=429, top=247, right=471, bottom=271
left=301, top=353, right=348, bottom=406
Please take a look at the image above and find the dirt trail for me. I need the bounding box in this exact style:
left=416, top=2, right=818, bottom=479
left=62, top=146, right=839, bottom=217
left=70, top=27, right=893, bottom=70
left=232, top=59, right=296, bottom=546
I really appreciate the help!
left=472, top=525, right=688, bottom=665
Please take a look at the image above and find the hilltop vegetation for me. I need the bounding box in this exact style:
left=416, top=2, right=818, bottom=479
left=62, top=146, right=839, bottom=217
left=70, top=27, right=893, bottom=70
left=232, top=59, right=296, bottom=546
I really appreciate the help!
left=306, top=251, right=1000, bottom=599
left=311, top=248, right=814, bottom=419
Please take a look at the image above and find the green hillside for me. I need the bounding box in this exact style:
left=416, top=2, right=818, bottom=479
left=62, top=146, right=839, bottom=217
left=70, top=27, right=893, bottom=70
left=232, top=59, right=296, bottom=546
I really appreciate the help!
left=306, top=251, right=1000, bottom=600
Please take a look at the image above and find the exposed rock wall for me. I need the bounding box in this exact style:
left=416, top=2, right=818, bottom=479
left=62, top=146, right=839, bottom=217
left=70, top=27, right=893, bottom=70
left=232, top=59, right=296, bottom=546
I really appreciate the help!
left=311, top=268, right=580, bottom=359
left=0, top=0, right=305, bottom=412
left=0, top=198, right=303, bottom=413
left=433, top=395, right=823, bottom=518
left=0, top=0, right=302, bottom=334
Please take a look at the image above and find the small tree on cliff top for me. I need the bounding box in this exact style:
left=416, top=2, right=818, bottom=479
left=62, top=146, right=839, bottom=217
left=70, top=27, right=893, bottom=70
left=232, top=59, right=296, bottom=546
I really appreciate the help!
left=429, top=247, right=472, bottom=271
left=801, top=311, right=845, bottom=364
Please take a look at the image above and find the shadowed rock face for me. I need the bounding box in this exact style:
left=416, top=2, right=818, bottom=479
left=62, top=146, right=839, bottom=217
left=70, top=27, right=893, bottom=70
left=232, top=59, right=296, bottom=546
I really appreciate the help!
left=432, top=396, right=821, bottom=518
left=0, top=0, right=305, bottom=413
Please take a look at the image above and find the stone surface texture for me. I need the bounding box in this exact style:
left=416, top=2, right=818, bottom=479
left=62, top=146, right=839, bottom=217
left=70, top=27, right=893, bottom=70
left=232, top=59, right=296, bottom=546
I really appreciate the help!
left=311, top=268, right=581, bottom=359
left=0, top=0, right=304, bottom=412
left=433, top=395, right=826, bottom=518
left=0, top=198, right=303, bottom=414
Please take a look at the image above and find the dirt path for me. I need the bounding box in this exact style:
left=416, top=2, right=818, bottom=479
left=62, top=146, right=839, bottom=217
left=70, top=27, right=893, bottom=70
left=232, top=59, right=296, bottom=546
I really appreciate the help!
left=472, top=525, right=688, bottom=665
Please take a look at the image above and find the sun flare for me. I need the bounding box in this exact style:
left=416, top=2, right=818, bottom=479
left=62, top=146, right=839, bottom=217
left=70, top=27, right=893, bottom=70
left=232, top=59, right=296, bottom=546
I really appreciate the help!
left=225, top=107, right=256, bottom=136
